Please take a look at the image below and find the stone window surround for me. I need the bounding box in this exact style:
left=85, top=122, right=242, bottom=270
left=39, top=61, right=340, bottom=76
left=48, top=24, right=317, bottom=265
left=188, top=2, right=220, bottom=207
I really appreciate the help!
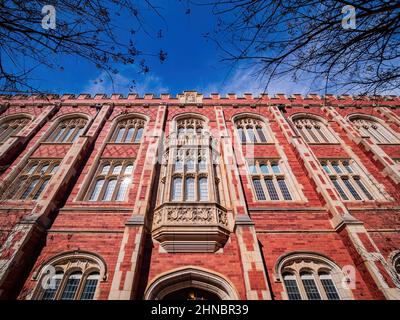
left=31, top=251, right=107, bottom=300
left=274, top=252, right=354, bottom=300
left=233, top=113, right=274, bottom=144
left=348, top=113, right=400, bottom=144
left=0, top=113, right=33, bottom=143
left=0, top=159, right=60, bottom=200
left=46, top=114, right=89, bottom=143
left=246, top=158, right=302, bottom=202
left=320, top=158, right=385, bottom=202
left=291, top=113, right=338, bottom=144
left=84, top=159, right=135, bottom=202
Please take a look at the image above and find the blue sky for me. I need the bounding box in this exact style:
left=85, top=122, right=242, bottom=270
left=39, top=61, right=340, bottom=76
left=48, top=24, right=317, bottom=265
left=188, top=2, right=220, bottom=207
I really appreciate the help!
left=4, top=1, right=318, bottom=96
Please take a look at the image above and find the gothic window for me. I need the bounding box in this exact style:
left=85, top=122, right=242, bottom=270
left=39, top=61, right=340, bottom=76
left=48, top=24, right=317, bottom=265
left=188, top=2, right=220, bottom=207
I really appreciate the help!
left=170, top=147, right=210, bottom=202
left=321, top=159, right=375, bottom=201
left=0, top=116, right=31, bottom=142
left=235, top=117, right=269, bottom=143
left=278, top=253, right=347, bottom=300
left=86, top=160, right=134, bottom=201
left=48, top=117, right=88, bottom=143
left=109, top=117, right=146, bottom=143
left=292, top=116, right=336, bottom=144
left=176, top=118, right=205, bottom=137
left=248, top=160, right=295, bottom=201
left=350, top=116, right=399, bottom=144
left=1, top=160, right=60, bottom=200
left=35, top=252, right=105, bottom=300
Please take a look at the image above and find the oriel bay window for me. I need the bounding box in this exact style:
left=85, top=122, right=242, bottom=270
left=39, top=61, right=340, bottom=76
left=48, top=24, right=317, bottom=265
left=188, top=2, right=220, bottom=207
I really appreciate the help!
left=248, top=159, right=296, bottom=201
left=1, top=159, right=60, bottom=200
left=48, top=117, right=88, bottom=143
left=86, top=160, right=134, bottom=201
left=321, top=159, right=376, bottom=201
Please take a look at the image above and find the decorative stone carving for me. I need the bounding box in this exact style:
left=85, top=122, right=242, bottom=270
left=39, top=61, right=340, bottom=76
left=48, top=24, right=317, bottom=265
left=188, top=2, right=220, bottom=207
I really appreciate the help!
left=152, top=203, right=230, bottom=253
left=178, top=91, right=203, bottom=104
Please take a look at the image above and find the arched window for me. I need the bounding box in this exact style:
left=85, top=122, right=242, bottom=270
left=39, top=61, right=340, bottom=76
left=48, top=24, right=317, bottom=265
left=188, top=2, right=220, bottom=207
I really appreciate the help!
left=350, top=115, right=399, bottom=144
left=34, top=252, right=106, bottom=300
left=276, top=252, right=351, bottom=300
left=235, top=117, right=269, bottom=143
left=292, top=116, right=336, bottom=144
left=176, top=117, right=205, bottom=137
left=1, top=160, right=60, bottom=200
left=109, top=117, right=146, bottom=143
left=86, top=160, right=134, bottom=201
left=48, top=117, right=88, bottom=143
left=0, top=116, right=31, bottom=142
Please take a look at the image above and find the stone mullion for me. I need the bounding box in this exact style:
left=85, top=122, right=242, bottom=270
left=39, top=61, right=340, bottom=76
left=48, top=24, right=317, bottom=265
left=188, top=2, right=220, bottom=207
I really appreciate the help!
left=206, top=146, right=216, bottom=203
left=271, top=105, right=400, bottom=300
left=322, top=106, right=400, bottom=185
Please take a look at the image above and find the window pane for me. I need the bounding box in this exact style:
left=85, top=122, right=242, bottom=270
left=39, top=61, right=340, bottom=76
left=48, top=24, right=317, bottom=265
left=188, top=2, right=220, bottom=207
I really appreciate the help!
left=343, top=162, right=353, bottom=173
left=178, top=127, right=185, bottom=135
left=238, top=128, right=246, bottom=143
left=124, top=164, right=134, bottom=174
left=246, top=127, right=255, bottom=142
left=283, top=274, right=302, bottom=300
left=199, top=159, right=207, bottom=171
left=101, top=164, right=110, bottom=175
left=332, top=163, right=342, bottom=174
left=322, top=164, right=331, bottom=174
left=115, top=127, right=125, bottom=143
left=60, top=272, right=82, bottom=300
left=249, top=164, right=257, bottom=174
left=125, top=127, right=135, bottom=142
left=256, top=127, right=267, bottom=142
left=40, top=164, right=49, bottom=174
left=320, top=274, right=340, bottom=300
left=301, top=274, right=321, bottom=300
left=172, top=177, right=182, bottom=201
left=28, top=164, right=38, bottom=174
left=89, top=179, right=104, bottom=201
left=41, top=272, right=63, bottom=300
left=51, top=164, right=59, bottom=174
left=199, top=177, right=208, bottom=201
left=342, top=179, right=362, bottom=200
left=116, top=177, right=131, bottom=201
left=185, top=177, right=195, bottom=201
left=260, top=164, right=269, bottom=174
left=331, top=179, right=349, bottom=200
left=186, top=159, right=195, bottom=171
left=71, top=127, right=84, bottom=143
left=112, top=165, right=122, bottom=174
left=265, top=179, right=279, bottom=200
left=271, top=163, right=280, bottom=174
left=253, top=179, right=266, bottom=200
left=80, top=273, right=99, bottom=300
left=62, top=127, right=76, bottom=142
left=21, top=178, right=39, bottom=199
left=175, top=159, right=183, bottom=172
left=52, top=127, right=65, bottom=142
left=102, top=179, right=117, bottom=201
left=354, top=179, right=373, bottom=200
left=32, top=179, right=49, bottom=200
left=134, top=127, right=143, bottom=143
left=186, top=127, right=194, bottom=135
left=277, top=179, right=292, bottom=200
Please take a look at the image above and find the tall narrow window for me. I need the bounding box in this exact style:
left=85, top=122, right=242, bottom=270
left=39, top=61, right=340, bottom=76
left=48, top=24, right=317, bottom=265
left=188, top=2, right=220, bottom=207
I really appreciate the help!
left=319, top=273, right=340, bottom=300
left=246, top=127, right=255, bottom=143
left=256, top=127, right=267, bottom=142
left=80, top=273, right=100, bottom=300
left=253, top=179, right=266, bottom=200
left=283, top=274, right=302, bottom=300
left=86, top=160, right=134, bottom=201
left=185, top=177, right=195, bottom=201
left=41, top=272, right=63, bottom=300
left=172, top=177, right=182, bottom=201
left=277, top=179, right=292, bottom=200
left=301, top=273, right=321, bottom=300
left=238, top=127, right=246, bottom=143
left=60, top=272, right=82, bottom=300
left=199, top=177, right=208, bottom=201
left=109, top=117, right=146, bottom=143
left=265, top=178, right=279, bottom=200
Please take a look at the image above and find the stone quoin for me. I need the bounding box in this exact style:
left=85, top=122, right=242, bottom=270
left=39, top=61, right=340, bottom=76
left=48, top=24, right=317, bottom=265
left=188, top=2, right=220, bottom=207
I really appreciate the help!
left=0, top=91, right=399, bottom=300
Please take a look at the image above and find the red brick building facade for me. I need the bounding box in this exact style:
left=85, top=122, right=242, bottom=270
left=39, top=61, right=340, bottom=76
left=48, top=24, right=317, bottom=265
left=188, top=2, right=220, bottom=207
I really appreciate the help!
left=0, top=91, right=399, bottom=300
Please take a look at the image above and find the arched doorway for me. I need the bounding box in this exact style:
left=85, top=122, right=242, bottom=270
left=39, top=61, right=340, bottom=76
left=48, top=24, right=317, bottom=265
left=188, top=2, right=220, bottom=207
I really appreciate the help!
left=144, top=267, right=239, bottom=300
